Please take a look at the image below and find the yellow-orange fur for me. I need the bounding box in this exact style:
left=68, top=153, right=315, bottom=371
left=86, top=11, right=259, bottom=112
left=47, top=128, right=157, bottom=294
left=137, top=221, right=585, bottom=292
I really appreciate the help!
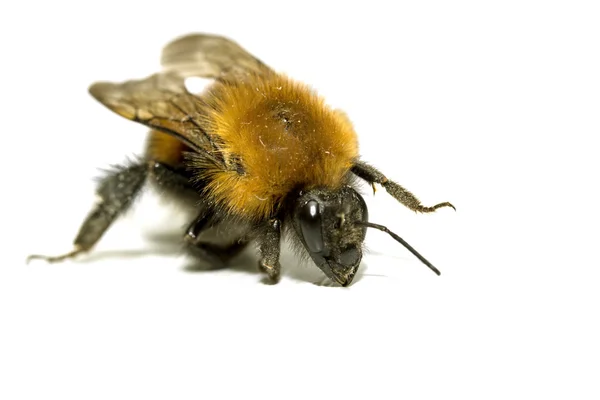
left=146, top=130, right=189, bottom=166
left=193, top=72, right=359, bottom=220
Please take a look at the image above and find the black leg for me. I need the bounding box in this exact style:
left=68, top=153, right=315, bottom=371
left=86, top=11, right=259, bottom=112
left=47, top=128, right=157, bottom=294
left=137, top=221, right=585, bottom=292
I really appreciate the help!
left=27, top=161, right=148, bottom=263
left=257, top=219, right=282, bottom=283
left=183, top=210, right=249, bottom=268
left=351, top=161, right=455, bottom=213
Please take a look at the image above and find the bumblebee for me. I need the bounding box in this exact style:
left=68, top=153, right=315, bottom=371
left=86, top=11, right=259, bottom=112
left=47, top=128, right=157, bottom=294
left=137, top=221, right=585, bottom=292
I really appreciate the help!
left=28, top=34, right=454, bottom=286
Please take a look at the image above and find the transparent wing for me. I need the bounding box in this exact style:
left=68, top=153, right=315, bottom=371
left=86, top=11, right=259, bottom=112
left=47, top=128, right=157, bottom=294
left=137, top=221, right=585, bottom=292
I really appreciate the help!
left=160, top=33, right=272, bottom=78
left=88, top=72, right=224, bottom=167
left=88, top=33, right=271, bottom=166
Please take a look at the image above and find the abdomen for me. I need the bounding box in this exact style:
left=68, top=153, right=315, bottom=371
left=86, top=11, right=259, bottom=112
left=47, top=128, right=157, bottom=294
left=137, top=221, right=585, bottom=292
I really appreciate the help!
left=146, top=130, right=191, bottom=168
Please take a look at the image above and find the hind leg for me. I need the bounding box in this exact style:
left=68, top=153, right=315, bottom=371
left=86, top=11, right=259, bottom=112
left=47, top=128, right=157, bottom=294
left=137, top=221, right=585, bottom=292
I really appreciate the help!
left=27, top=161, right=149, bottom=263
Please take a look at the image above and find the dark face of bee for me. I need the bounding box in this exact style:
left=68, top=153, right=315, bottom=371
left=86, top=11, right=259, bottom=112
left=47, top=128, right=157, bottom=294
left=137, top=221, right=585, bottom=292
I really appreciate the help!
left=292, top=187, right=368, bottom=286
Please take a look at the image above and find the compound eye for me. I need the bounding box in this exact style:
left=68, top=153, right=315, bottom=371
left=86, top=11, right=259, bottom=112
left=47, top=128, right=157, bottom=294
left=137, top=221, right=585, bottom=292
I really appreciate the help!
left=299, top=200, right=324, bottom=254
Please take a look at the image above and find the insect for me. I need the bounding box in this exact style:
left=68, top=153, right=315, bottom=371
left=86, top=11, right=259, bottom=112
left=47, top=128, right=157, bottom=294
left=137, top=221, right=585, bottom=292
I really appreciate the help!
left=28, top=33, right=454, bottom=286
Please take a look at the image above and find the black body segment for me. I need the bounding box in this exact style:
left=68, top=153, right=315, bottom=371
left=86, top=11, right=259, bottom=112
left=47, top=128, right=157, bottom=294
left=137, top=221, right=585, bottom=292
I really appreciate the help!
left=150, top=161, right=196, bottom=192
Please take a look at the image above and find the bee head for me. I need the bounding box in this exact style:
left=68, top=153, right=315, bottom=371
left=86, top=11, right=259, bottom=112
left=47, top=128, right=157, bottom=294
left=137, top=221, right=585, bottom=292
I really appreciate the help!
left=291, top=186, right=368, bottom=286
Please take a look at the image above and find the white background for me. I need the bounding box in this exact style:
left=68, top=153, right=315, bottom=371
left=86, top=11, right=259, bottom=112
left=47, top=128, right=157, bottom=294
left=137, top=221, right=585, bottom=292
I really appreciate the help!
left=1, top=1, right=599, bottom=399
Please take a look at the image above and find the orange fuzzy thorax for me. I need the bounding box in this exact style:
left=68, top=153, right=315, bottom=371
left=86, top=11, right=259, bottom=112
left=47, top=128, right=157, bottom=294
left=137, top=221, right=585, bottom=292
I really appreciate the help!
left=196, top=72, right=359, bottom=220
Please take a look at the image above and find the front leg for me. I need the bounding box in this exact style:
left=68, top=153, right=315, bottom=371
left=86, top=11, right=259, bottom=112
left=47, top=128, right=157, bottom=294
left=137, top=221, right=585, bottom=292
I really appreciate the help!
left=352, top=161, right=455, bottom=213
left=257, top=218, right=282, bottom=284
